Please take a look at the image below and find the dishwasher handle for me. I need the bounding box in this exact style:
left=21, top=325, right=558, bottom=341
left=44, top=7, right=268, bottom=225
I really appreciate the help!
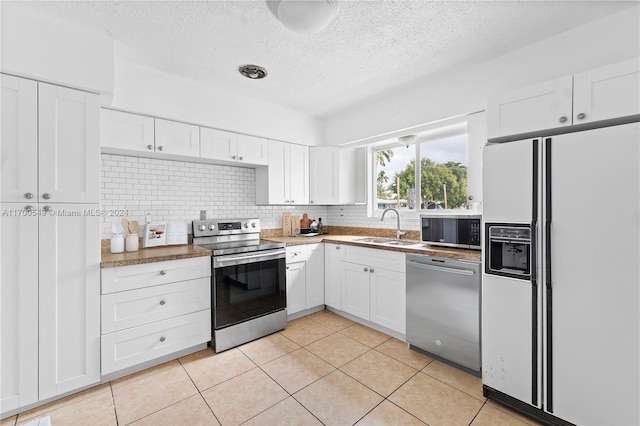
left=406, top=260, right=476, bottom=276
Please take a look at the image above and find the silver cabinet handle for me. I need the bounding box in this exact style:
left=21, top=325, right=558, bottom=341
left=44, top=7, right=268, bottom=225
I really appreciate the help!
left=576, top=113, right=586, bottom=120
left=42, top=193, right=52, bottom=200
left=310, top=200, right=314, bottom=203
left=147, top=144, right=154, bottom=150
left=336, top=246, right=341, bottom=250
left=290, top=200, right=295, bottom=203
left=286, top=266, right=290, bottom=270
left=559, top=116, right=568, bottom=123
left=42, top=206, right=51, bottom=213
left=364, top=267, right=368, bottom=272
left=370, top=268, right=375, bottom=273
left=25, top=205, right=35, bottom=211
left=232, top=155, right=236, bottom=160
left=160, top=270, right=167, bottom=276
left=157, top=145, right=164, bottom=151
left=239, top=156, right=243, bottom=161
left=24, top=192, right=33, bottom=199
left=159, top=299, right=166, bottom=305
left=159, top=336, right=166, bottom=342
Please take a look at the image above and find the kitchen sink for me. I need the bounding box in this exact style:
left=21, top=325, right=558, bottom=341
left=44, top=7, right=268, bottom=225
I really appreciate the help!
left=354, top=237, right=422, bottom=247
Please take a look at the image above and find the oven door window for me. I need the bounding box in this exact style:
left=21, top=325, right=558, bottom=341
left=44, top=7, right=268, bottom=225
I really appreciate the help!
left=213, top=258, right=286, bottom=329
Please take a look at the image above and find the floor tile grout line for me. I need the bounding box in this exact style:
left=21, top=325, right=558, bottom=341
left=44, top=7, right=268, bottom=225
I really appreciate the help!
left=417, top=368, right=487, bottom=403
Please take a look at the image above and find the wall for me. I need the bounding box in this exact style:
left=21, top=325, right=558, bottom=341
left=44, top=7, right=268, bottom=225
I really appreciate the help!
left=0, top=3, right=114, bottom=94
left=322, top=5, right=640, bottom=145
left=110, top=56, right=324, bottom=146
left=100, top=154, right=327, bottom=239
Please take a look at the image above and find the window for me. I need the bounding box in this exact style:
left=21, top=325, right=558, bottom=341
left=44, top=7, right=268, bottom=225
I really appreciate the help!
left=373, top=130, right=470, bottom=213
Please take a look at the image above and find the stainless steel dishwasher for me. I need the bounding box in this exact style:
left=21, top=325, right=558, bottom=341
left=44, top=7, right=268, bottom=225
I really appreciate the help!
left=406, top=254, right=481, bottom=374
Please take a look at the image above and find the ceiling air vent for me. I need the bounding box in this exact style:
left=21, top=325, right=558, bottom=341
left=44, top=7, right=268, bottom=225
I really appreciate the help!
left=239, top=64, right=268, bottom=80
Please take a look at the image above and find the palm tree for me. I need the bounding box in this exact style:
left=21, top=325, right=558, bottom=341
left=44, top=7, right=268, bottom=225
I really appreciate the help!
left=376, top=149, right=393, bottom=167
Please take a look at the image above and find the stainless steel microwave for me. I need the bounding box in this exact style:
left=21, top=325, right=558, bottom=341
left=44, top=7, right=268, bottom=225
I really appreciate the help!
left=420, top=215, right=481, bottom=250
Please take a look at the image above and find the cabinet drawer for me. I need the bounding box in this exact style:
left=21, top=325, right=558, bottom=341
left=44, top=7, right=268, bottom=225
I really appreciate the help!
left=344, top=245, right=405, bottom=272
left=101, top=277, right=211, bottom=334
left=101, top=310, right=211, bottom=375
left=101, top=257, right=211, bottom=294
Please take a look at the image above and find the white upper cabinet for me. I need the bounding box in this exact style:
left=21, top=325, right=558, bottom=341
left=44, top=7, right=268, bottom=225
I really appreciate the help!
left=1, top=75, right=99, bottom=204
left=100, top=109, right=155, bottom=153
left=488, top=58, right=640, bottom=139
left=256, top=140, right=309, bottom=205
left=309, top=147, right=366, bottom=205
left=201, top=127, right=268, bottom=165
left=488, top=75, right=573, bottom=139
left=573, top=58, right=640, bottom=124
left=154, top=118, right=200, bottom=157
left=1, top=74, right=38, bottom=203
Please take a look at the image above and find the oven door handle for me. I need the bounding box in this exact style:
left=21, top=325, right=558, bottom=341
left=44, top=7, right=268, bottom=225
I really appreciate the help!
left=214, top=249, right=286, bottom=267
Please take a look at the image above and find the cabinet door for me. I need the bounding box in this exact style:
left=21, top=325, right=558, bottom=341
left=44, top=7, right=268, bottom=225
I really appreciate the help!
left=573, top=58, right=640, bottom=125
left=340, top=261, right=370, bottom=321
left=100, top=109, right=155, bottom=153
left=289, top=144, right=309, bottom=204
left=286, top=260, right=306, bottom=315
left=154, top=118, right=200, bottom=157
left=309, top=147, right=339, bottom=205
left=1, top=75, right=38, bottom=203
left=38, top=204, right=100, bottom=399
left=38, top=83, right=100, bottom=204
left=305, top=244, right=325, bottom=309
left=200, top=127, right=238, bottom=162
left=487, top=75, right=573, bottom=139
left=370, top=269, right=406, bottom=334
left=324, top=244, right=344, bottom=309
left=265, top=140, right=288, bottom=204
left=0, top=203, right=39, bottom=413
left=237, top=134, right=268, bottom=166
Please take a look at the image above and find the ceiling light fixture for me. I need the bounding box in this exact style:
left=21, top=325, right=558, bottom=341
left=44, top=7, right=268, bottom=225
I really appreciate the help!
left=397, top=135, right=418, bottom=147
left=239, top=64, right=268, bottom=80
left=266, top=0, right=340, bottom=34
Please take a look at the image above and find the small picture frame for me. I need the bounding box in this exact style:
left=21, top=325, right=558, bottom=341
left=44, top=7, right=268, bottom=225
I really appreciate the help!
left=142, top=223, right=167, bottom=247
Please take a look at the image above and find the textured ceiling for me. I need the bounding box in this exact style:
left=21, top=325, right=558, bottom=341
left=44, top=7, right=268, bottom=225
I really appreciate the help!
left=10, top=1, right=635, bottom=117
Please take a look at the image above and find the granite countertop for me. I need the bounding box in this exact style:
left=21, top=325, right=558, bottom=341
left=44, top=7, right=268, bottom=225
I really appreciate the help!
left=101, top=244, right=212, bottom=268
left=262, top=235, right=481, bottom=262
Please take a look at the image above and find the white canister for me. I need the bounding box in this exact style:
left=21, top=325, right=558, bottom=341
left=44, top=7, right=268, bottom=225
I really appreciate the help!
left=125, top=234, right=139, bottom=252
left=110, top=234, right=124, bottom=253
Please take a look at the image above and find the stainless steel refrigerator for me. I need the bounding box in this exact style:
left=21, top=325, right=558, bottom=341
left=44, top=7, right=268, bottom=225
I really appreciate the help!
left=481, top=120, right=639, bottom=425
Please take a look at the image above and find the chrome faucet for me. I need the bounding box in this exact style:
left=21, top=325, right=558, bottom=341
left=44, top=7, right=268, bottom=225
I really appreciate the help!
left=380, top=208, right=405, bottom=239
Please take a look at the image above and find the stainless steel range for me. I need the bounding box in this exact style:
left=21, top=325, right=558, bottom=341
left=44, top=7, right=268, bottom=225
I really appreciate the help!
left=192, top=218, right=287, bottom=352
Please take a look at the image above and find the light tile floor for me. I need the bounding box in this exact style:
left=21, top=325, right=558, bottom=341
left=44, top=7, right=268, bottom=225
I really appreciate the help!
left=2, top=309, right=541, bottom=426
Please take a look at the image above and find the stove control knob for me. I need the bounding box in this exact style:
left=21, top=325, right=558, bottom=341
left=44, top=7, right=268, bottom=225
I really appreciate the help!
left=243, top=223, right=249, bottom=229
left=198, top=225, right=206, bottom=231
left=208, top=224, right=215, bottom=230
left=251, top=223, right=256, bottom=228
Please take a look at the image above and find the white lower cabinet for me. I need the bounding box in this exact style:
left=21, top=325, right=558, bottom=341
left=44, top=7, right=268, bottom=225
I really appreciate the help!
left=100, top=257, right=211, bottom=375
left=337, top=245, right=406, bottom=335
left=286, top=244, right=325, bottom=317
left=324, top=243, right=344, bottom=309
left=0, top=202, right=100, bottom=415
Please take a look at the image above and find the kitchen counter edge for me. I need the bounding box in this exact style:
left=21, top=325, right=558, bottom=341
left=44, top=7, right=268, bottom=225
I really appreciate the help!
left=101, top=244, right=212, bottom=268
left=263, top=235, right=481, bottom=262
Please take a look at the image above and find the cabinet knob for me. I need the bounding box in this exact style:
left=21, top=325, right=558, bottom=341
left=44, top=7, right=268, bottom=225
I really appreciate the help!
left=42, top=193, right=52, bottom=200
left=290, top=200, right=295, bottom=203
left=147, top=144, right=154, bottom=150
left=160, top=270, right=167, bottom=276
left=157, top=145, right=164, bottom=151
left=25, top=205, right=35, bottom=212
left=370, top=268, right=375, bottom=273
left=558, top=116, right=568, bottom=123
left=24, top=192, right=33, bottom=199
left=364, top=267, right=368, bottom=272
left=232, top=155, right=236, bottom=160
left=336, top=246, right=341, bottom=250
left=42, top=206, right=51, bottom=213
left=159, top=299, right=166, bottom=305
left=286, top=266, right=290, bottom=270
left=239, top=156, right=244, bottom=161
left=576, top=113, right=586, bottom=120
left=310, top=200, right=314, bottom=203
left=159, top=336, right=166, bottom=342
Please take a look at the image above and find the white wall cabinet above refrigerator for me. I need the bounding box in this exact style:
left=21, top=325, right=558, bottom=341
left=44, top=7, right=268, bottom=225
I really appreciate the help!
left=309, top=147, right=366, bottom=205
left=488, top=58, right=640, bottom=139
left=200, top=127, right=268, bottom=166
left=255, top=140, right=309, bottom=205
left=1, top=75, right=100, bottom=204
